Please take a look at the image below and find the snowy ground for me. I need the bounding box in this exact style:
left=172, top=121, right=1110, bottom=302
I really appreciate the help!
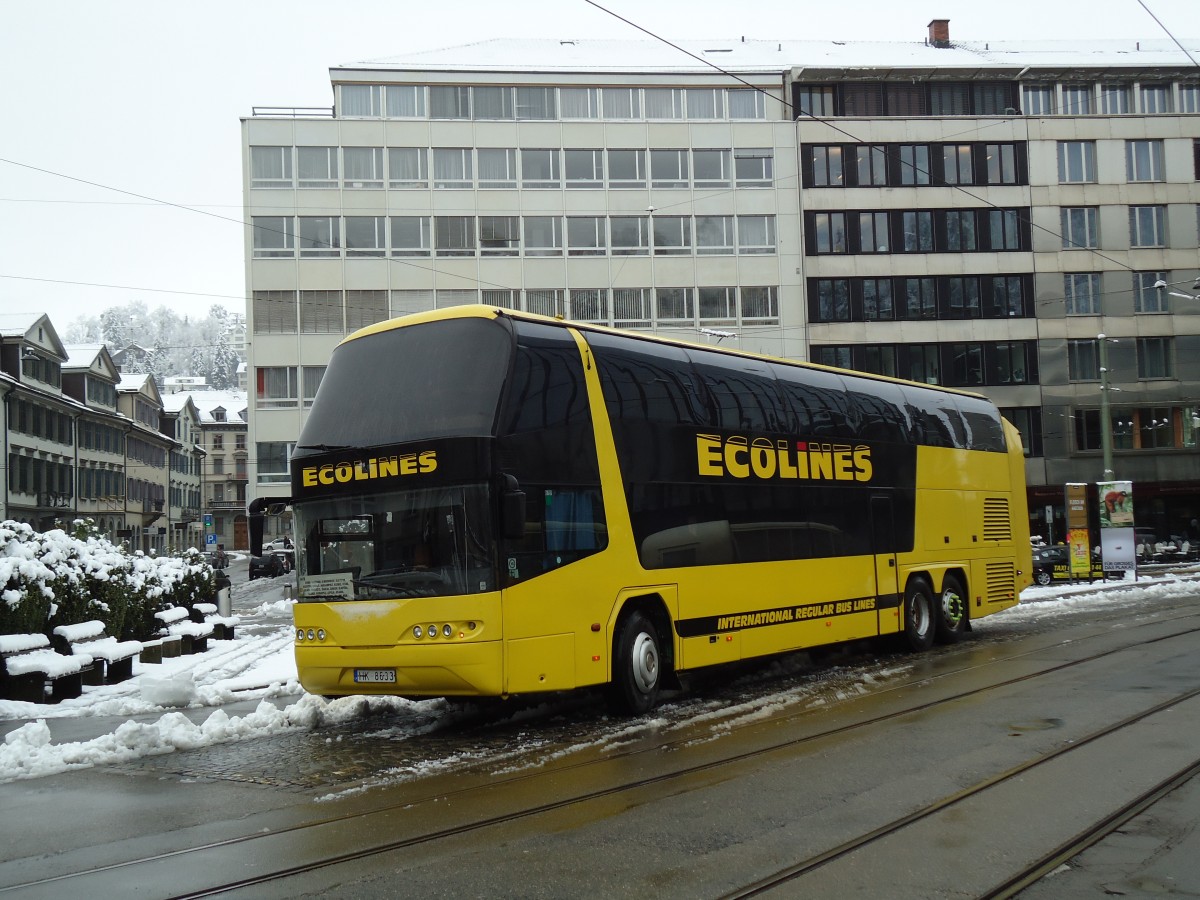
left=2, top=566, right=1198, bottom=784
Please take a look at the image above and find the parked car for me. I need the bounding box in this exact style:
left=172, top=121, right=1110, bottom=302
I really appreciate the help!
left=249, top=553, right=286, bottom=580
left=264, top=538, right=295, bottom=572
left=1032, top=546, right=1069, bottom=585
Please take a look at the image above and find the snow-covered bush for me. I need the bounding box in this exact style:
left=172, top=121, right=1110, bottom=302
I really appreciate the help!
left=0, top=520, right=218, bottom=640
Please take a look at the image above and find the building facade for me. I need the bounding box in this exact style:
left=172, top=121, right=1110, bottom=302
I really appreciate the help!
left=241, top=24, right=1200, bottom=541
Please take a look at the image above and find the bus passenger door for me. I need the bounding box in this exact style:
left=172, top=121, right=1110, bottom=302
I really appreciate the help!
left=871, top=496, right=901, bottom=636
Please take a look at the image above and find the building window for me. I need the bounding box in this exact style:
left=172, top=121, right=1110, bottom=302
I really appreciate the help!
left=256, top=367, right=298, bottom=408
left=985, top=143, right=1018, bottom=184
left=1137, top=337, right=1173, bottom=379
left=385, top=85, right=425, bottom=117
left=391, top=289, right=434, bottom=317
left=1180, top=84, right=1200, bottom=113
left=991, top=342, right=1032, bottom=384
left=429, top=86, right=470, bottom=118
left=1022, top=85, right=1055, bottom=115
left=741, top=286, right=778, bottom=323
left=472, top=86, right=513, bottom=119
left=1139, top=84, right=1172, bottom=113
left=608, top=149, right=646, bottom=188
left=211, top=434, right=224, bottom=451
left=560, top=87, right=600, bottom=119
left=810, top=212, right=846, bottom=254
left=899, top=278, right=936, bottom=319
left=814, top=346, right=853, bottom=369
left=1126, top=140, right=1165, bottom=181
left=1061, top=207, right=1099, bottom=249
left=525, top=289, right=564, bottom=318
left=611, top=217, right=650, bottom=255
left=738, top=215, right=776, bottom=254
left=1058, top=141, right=1096, bottom=183
left=602, top=88, right=641, bottom=118
left=433, top=148, right=473, bottom=188
left=986, top=209, right=1022, bottom=250
left=1068, top=339, right=1101, bottom=381
left=947, top=343, right=985, bottom=385
left=695, top=216, right=734, bottom=254
left=253, top=291, right=297, bottom=335
left=650, top=150, right=689, bottom=188
left=686, top=88, right=724, bottom=119
left=796, top=85, right=835, bottom=117
left=566, top=216, right=606, bottom=256
left=652, top=217, right=691, bottom=255
left=346, top=291, right=388, bottom=331
left=297, top=147, right=338, bottom=188
left=302, top=366, right=326, bottom=407
left=902, top=345, right=940, bottom=384
left=256, top=442, right=293, bottom=485
left=480, top=216, right=520, bottom=256
left=1133, top=271, right=1168, bottom=313
left=523, top=217, right=563, bottom=256
left=1001, top=407, right=1043, bottom=457
left=645, top=88, right=685, bottom=119
left=250, top=147, right=292, bottom=188
left=810, top=146, right=844, bottom=187
left=612, top=288, right=652, bottom=328
left=564, top=149, right=604, bottom=188
left=345, top=216, right=386, bottom=256
left=898, top=145, right=931, bottom=185
left=521, top=149, right=560, bottom=188
left=698, top=287, right=737, bottom=325
left=434, top=216, right=475, bottom=256
left=1129, top=205, right=1167, bottom=247
left=298, top=217, right=339, bottom=257
left=1064, top=273, right=1102, bottom=315
left=814, top=279, right=851, bottom=322
left=340, top=84, right=381, bottom=117
left=516, top=86, right=556, bottom=119
left=902, top=211, right=934, bottom=252
left=858, top=212, right=889, bottom=253
left=477, top=148, right=518, bottom=188
left=942, top=145, right=974, bottom=184
left=856, top=145, right=887, bottom=186
left=570, top=289, right=607, bottom=323
left=656, top=288, right=694, bottom=324
left=728, top=89, right=766, bottom=119
left=299, top=291, right=342, bottom=333
left=390, top=216, right=430, bottom=256
left=693, top=149, right=732, bottom=188
left=863, top=279, right=894, bottom=320
left=388, top=148, right=428, bottom=188
left=944, top=210, right=977, bottom=251
left=251, top=217, right=295, bottom=258
left=343, top=147, right=383, bottom=188
left=1099, top=84, right=1131, bottom=114
left=1061, top=86, right=1093, bottom=115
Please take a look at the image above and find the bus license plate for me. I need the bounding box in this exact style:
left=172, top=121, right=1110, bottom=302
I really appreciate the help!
left=353, top=669, right=397, bottom=684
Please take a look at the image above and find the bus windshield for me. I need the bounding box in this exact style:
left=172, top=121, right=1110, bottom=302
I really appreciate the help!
left=294, top=484, right=494, bottom=602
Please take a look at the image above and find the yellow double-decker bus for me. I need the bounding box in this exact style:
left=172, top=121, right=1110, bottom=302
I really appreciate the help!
left=258, top=305, right=1031, bottom=714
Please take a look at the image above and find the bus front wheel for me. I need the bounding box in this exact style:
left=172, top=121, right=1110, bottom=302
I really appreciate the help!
left=936, top=574, right=969, bottom=644
left=608, top=611, right=662, bottom=715
left=902, top=579, right=936, bottom=652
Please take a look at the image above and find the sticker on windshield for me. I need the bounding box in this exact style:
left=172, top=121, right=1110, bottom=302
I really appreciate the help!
left=301, top=572, right=355, bottom=601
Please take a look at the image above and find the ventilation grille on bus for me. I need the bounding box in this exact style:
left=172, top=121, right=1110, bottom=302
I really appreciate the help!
left=982, top=498, right=1012, bottom=542
left=985, top=561, right=1016, bottom=602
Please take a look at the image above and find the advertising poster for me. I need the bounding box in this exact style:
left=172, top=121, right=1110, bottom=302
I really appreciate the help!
left=1097, top=481, right=1136, bottom=572
left=1065, top=483, right=1091, bottom=578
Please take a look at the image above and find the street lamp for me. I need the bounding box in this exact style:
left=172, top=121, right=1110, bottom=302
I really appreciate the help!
left=1154, top=278, right=1200, bottom=302
left=1098, top=333, right=1118, bottom=481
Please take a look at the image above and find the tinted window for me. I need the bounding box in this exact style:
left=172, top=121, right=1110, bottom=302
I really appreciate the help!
left=298, top=318, right=511, bottom=454
left=775, top=365, right=855, bottom=438
left=842, top=378, right=913, bottom=444
left=957, top=395, right=1007, bottom=452
left=903, top=386, right=959, bottom=448
left=687, top=348, right=792, bottom=432
left=591, top=332, right=712, bottom=427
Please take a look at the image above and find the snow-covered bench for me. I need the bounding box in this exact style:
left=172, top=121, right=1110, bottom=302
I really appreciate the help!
left=154, top=606, right=213, bottom=655
left=189, top=602, right=239, bottom=641
left=51, top=621, right=142, bottom=685
left=0, top=633, right=89, bottom=703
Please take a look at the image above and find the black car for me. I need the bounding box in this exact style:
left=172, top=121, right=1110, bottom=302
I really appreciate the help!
left=249, top=552, right=286, bottom=580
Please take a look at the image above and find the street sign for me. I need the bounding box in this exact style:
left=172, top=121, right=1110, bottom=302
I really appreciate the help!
left=206, top=533, right=217, bottom=545
left=204, top=514, right=213, bottom=527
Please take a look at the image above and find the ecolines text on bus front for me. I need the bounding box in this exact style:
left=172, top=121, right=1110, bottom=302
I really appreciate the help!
left=695, top=434, right=873, bottom=482
left=300, top=450, right=437, bottom=488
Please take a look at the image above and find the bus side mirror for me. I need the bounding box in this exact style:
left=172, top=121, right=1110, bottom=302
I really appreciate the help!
left=500, top=476, right=526, bottom=541
left=247, top=497, right=291, bottom=556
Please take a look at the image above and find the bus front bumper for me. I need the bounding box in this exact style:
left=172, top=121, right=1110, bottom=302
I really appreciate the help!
left=295, top=641, right=505, bottom=698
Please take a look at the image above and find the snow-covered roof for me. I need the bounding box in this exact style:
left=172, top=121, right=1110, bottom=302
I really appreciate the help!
left=0, top=312, right=47, bottom=338
left=62, top=344, right=107, bottom=369
left=343, top=37, right=1200, bottom=76
left=180, top=390, right=249, bottom=425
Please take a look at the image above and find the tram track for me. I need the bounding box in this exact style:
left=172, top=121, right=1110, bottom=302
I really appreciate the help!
left=3, top=603, right=1199, bottom=898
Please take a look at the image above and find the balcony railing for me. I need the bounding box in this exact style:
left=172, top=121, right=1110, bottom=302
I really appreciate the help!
left=251, top=106, right=333, bottom=118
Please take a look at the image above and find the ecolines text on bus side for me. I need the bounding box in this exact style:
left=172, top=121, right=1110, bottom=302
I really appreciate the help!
left=300, top=450, right=438, bottom=489
left=695, top=434, right=873, bottom=482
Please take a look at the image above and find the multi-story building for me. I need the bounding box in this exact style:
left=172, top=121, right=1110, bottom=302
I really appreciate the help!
left=160, top=393, right=205, bottom=550
left=241, top=22, right=1200, bottom=540
left=189, top=391, right=250, bottom=551
left=62, top=343, right=127, bottom=536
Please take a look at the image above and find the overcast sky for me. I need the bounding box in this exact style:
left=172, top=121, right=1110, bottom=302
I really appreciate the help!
left=0, top=0, right=1194, bottom=333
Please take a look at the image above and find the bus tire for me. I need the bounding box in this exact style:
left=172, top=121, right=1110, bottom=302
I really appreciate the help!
left=936, top=574, right=969, bottom=644
left=902, top=579, right=936, bottom=652
left=608, top=611, right=662, bottom=715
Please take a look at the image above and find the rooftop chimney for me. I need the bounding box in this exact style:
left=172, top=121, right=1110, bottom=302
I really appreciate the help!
left=928, top=19, right=950, bottom=48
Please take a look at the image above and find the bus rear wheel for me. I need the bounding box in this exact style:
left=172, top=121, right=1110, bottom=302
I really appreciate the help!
left=902, top=579, right=936, bottom=652
left=936, top=574, right=968, bottom=644
left=608, top=611, right=662, bottom=715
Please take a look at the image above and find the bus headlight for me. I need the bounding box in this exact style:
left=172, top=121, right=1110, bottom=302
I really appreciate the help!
left=317, top=629, right=326, bottom=641
left=296, top=628, right=304, bottom=641
left=442, top=624, right=452, bottom=638
left=413, top=625, right=423, bottom=639
left=307, top=629, right=315, bottom=641
left=426, top=625, right=437, bottom=638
